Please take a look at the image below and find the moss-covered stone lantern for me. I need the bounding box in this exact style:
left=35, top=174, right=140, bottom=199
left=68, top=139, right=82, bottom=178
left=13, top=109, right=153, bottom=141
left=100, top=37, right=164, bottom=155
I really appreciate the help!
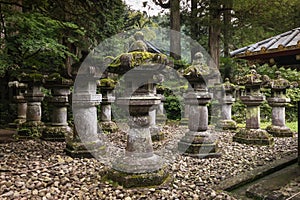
left=178, top=52, right=220, bottom=158
left=8, top=81, right=27, bottom=128
left=107, top=32, right=169, bottom=188
left=233, top=66, right=274, bottom=145
left=16, top=72, right=45, bottom=139
left=65, top=63, right=103, bottom=158
left=266, top=71, right=293, bottom=137
left=219, top=78, right=237, bottom=130
left=155, top=84, right=167, bottom=126
left=98, top=77, right=118, bottom=132
left=42, top=73, right=73, bottom=141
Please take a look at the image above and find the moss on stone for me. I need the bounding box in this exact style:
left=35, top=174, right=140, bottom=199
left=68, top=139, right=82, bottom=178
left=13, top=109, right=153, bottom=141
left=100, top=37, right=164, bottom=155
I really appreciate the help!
left=41, top=126, right=71, bottom=141
left=99, top=121, right=118, bottom=132
left=100, top=78, right=116, bottom=88
left=47, top=72, right=62, bottom=80
left=16, top=122, right=45, bottom=139
left=266, top=125, right=293, bottom=137
left=220, top=120, right=237, bottom=130
left=106, top=166, right=169, bottom=188
left=233, top=128, right=274, bottom=146
left=109, top=51, right=168, bottom=69
left=65, top=140, right=106, bottom=158
left=183, top=63, right=210, bottom=77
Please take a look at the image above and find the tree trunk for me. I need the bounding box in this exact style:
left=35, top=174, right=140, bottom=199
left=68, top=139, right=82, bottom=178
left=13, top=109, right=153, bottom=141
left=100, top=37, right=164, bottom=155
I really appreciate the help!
left=223, top=0, right=232, bottom=57
left=190, top=0, right=199, bottom=60
left=170, top=0, right=181, bottom=60
left=208, top=0, right=221, bottom=68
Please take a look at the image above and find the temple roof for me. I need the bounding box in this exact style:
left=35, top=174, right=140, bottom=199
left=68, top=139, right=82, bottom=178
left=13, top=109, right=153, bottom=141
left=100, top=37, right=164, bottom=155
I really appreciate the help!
left=230, top=27, right=300, bottom=67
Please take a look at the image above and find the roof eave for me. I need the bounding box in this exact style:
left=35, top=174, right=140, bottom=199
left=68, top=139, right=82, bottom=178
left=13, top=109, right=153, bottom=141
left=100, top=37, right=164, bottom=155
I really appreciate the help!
left=232, top=45, right=300, bottom=60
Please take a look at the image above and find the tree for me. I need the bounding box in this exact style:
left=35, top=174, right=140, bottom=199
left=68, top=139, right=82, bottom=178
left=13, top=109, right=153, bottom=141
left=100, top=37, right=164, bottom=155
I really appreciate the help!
left=208, top=0, right=222, bottom=68
left=170, top=0, right=181, bottom=60
left=152, top=0, right=181, bottom=60
left=0, top=0, right=128, bottom=78
left=231, top=0, right=300, bottom=48
left=222, top=0, right=233, bottom=57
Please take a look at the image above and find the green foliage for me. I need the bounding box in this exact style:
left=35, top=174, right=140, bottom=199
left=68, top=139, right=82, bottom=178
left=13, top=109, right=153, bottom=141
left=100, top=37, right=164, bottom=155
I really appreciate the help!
left=232, top=100, right=246, bottom=123
left=0, top=102, right=17, bottom=127
left=232, top=0, right=300, bottom=48
left=164, top=95, right=182, bottom=120
left=1, top=13, right=77, bottom=78
left=17, top=126, right=42, bottom=139
left=260, top=121, right=298, bottom=132
left=285, top=87, right=300, bottom=122
left=286, top=121, right=298, bottom=132
left=256, top=65, right=300, bottom=82
left=287, top=88, right=300, bottom=102
left=260, top=101, right=272, bottom=122
left=0, top=0, right=129, bottom=78
left=172, top=58, right=190, bottom=70
left=219, top=57, right=250, bottom=82
left=109, top=52, right=164, bottom=68
left=100, top=78, right=116, bottom=88
left=257, top=65, right=300, bottom=122
left=41, top=87, right=52, bottom=123
left=124, top=11, right=158, bottom=31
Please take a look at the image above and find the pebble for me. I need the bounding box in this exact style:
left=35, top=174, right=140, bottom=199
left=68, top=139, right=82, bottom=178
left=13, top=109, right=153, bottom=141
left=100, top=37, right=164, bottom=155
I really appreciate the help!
left=32, top=189, right=38, bottom=195
left=0, top=128, right=297, bottom=199
left=1, top=191, right=14, bottom=197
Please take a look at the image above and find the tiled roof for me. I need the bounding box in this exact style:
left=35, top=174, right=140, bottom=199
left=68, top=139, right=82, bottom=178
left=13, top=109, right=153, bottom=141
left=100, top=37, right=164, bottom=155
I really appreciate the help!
left=230, top=27, right=300, bottom=58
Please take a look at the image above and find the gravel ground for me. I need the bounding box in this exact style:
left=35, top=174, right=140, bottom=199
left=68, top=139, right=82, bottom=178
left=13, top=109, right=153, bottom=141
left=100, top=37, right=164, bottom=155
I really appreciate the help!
left=0, top=125, right=298, bottom=200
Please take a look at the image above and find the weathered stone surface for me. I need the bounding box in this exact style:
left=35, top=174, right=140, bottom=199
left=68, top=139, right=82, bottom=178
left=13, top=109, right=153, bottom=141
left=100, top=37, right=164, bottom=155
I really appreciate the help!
left=16, top=81, right=45, bottom=139
left=156, top=94, right=167, bottom=126
left=42, top=79, right=72, bottom=141
left=65, top=139, right=105, bottom=158
left=266, top=71, right=292, bottom=137
left=234, top=66, right=273, bottom=146
left=218, top=78, right=237, bottom=130
left=107, top=166, right=169, bottom=188
left=107, top=36, right=168, bottom=187
left=180, top=94, right=189, bottom=126
left=233, top=129, right=274, bottom=146
left=66, top=66, right=102, bottom=158
left=178, top=52, right=220, bottom=158
left=42, top=126, right=72, bottom=142
left=149, top=107, right=162, bottom=141
left=99, top=85, right=118, bottom=133
left=266, top=125, right=293, bottom=137
left=8, top=81, right=28, bottom=128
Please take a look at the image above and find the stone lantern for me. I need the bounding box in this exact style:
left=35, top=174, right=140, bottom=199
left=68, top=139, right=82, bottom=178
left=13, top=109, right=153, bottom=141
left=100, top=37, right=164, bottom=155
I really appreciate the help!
left=178, top=52, right=220, bottom=158
left=266, top=71, right=292, bottom=137
left=17, top=73, right=45, bottom=139
left=211, top=82, right=223, bottom=126
left=42, top=74, right=73, bottom=141
left=155, top=85, right=167, bottom=126
left=233, top=66, right=274, bottom=145
left=149, top=74, right=164, bottom=141
left=107, top=32, right=169, bottom=187
left=219, top=78, right=237, bottom=130
left=99, top=78, right=118, bottom=132
left=181, top=93, right=190, bottom=126
left=8, top=81, right=27, bottom=128
left=65, top=65, right=103, bottom=158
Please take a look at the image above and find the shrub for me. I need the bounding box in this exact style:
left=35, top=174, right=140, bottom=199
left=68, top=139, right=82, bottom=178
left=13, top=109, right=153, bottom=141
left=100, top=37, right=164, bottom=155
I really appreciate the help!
left=232, top=100, right=246, bottom=123
left=164, top=95, right=182, bottom=120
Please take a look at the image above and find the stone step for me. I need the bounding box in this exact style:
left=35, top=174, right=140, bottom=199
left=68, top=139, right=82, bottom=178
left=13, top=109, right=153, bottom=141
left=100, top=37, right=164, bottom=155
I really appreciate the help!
left=0, top=129, right=16, bottom=143
left=219, top=156, right=300, bottom=199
